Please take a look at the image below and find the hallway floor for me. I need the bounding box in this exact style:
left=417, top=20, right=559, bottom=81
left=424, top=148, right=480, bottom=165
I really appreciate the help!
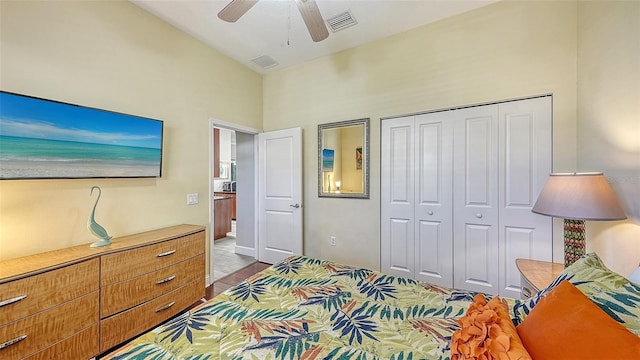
left=213, top=237, right=255, bottom=281
left=212, top=221, right=256, bottom=281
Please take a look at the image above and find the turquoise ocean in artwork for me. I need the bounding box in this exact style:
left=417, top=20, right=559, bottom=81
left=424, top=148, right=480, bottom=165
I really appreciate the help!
left=0, top=91, right=163, bottom=178
left=0, top=135, right=161, bottom=165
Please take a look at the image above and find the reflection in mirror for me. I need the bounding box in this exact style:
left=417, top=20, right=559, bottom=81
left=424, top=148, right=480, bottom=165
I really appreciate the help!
left=318, top=118, right=369, bottom=199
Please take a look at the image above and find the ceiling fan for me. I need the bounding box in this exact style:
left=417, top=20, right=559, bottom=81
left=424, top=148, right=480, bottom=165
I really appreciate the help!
left=218, top=0, right=329, bottom=42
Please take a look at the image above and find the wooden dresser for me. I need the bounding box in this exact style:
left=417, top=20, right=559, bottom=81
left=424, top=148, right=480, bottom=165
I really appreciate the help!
left=0, top=224, right=206, bottom=360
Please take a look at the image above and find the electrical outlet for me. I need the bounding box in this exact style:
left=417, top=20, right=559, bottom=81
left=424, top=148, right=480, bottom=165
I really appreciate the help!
left=187, top=193, right=199, bottom=205
left=330, top=236, right=336, bottom=246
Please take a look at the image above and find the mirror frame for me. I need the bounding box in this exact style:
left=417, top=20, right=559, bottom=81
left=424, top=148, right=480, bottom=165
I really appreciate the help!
left=318, top=118, right=370, bottom=199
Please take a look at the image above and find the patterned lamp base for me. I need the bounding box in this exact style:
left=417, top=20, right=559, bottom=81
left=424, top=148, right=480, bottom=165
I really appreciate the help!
left=564, top=219, right=585, bottom=267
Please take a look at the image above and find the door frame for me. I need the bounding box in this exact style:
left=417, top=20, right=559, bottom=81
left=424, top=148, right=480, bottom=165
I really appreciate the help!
left=208, top=118, right=261, bottom=286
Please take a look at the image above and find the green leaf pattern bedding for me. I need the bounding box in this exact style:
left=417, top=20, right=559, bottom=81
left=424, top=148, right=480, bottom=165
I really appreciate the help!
left=105, top=256, right=497, bottom=360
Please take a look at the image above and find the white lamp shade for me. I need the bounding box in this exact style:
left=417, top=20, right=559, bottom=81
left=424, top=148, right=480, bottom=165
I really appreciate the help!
left=532, top=173, right=626, bottom=221
left=629, top=266, right=640, bottom=284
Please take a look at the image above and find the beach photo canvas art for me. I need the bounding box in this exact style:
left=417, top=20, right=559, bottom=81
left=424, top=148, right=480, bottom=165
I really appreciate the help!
left=0, top=91, right=163, bottom=179
left=322, top=148, right=334, bottom=172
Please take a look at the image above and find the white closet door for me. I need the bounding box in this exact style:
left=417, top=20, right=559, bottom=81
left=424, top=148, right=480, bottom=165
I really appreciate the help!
left=498, top=97, right=553, bottom=297
left=413, top=113, right=454, bottom=287
left=453, top=105, right=500, bottom=294
left=381, top=117, right=415, bottom=278
left=382, top=97, right=553, bottom=295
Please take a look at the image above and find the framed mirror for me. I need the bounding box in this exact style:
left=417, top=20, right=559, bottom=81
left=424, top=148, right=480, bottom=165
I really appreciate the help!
left=318, top=118, right=369, bottom=199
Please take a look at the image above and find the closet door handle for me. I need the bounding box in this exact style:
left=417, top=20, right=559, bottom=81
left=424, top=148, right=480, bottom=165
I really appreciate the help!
left=0, top=294, right=27, bottom=308
left=427, top=211, right=434, bottom=215
left=289, top=203, right=301, bottom=208
left=157, top=249, right=176, bottom=257
left=476, top=213, right=483, bottom=219
left=0, top=334, right=27, bottom=350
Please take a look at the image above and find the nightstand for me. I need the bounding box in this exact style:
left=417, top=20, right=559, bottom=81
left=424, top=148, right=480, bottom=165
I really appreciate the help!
left=515, top=259, right=564, bottom=300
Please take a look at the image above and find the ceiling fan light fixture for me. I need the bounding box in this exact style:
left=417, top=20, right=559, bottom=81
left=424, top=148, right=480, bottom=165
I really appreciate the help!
left=218, top=0, right=329, bottom=43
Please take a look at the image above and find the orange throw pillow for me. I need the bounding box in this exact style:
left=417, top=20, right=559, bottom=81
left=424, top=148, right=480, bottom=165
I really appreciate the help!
left=517, top=280, right=640, bottom=359
left=451, top=294, right=531, bottom=360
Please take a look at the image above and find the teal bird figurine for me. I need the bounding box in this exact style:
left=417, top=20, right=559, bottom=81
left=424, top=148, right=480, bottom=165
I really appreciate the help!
left=88, top=186, right=112, bottom=248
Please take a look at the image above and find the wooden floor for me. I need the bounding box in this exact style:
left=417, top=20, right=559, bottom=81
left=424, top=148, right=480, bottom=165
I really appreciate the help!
left=205, top=261, right=271, bottom=299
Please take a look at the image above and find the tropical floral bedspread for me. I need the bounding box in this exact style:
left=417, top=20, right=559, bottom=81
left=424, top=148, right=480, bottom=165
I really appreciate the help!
left=105, top=256, right=509, bottom=360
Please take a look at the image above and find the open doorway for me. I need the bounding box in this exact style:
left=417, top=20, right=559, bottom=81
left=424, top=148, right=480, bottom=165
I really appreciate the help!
left=209, top=120, right=259, bottom=285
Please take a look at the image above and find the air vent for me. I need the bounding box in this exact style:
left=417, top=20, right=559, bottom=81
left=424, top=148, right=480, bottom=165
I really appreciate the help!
left=326, top=10, right=357, bottom=33
left=251, top=55, right=279, bottom=69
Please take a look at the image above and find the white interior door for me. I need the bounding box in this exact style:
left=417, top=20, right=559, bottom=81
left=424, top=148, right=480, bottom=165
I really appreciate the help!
left=453, top=104, right=500, bottom=294
left=381, top=117, right=415, bottom=278
left=498, top=97, right=553, bottom=297
left=414, top=112, right=454, bottom=287
left=258, top=128, right=303, bottom=264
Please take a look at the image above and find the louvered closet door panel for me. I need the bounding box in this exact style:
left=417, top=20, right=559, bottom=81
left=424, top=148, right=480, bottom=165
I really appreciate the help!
left=381, top=117, right=415, bottom=278
left=414, top=113, right=453, bottom=287
left=498, top=97, right=553, bottom=297
left=453, top=105, right=500, bottom=294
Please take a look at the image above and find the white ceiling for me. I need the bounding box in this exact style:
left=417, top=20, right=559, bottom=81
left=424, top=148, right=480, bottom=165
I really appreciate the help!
left=131, top=0, right=497, bottom=74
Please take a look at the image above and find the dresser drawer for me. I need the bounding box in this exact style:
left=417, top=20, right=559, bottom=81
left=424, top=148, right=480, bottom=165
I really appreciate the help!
left=101, top=255, right=205, bottom=318
left=100, top=279, right=204, bottom=351
left=0, top=259, right=99, bottom=325
left=24, top=324, right=98, bottom=360
left=101, top=232, right=205, bottom=286
left=0, top=291, right=98, bottom=360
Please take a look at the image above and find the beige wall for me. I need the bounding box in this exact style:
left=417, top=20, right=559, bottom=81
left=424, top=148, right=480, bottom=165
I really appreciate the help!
left=0, top=0, right=263, bottom=280
left=3, top=0, right=638, bottom=278
left=577, top=1, right=640, bottom=276
left=264, top=0, right=579, bottom=270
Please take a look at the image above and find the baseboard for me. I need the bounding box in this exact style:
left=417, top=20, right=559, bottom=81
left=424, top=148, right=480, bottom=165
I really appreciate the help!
left=235, top=245, right=256, bottom=258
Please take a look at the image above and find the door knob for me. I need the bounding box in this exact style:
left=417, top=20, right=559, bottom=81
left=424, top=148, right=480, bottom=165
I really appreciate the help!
left=476, top=213, right=483, bottom=218
left=290, top=203, right=301, bottom=208
left=428, top=211, right=434, bottom=215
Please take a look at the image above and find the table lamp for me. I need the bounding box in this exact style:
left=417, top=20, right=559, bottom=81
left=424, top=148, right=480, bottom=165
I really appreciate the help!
left=532, top=172, right=627, bottom=267
left=629, top=264, right=640, bottom=284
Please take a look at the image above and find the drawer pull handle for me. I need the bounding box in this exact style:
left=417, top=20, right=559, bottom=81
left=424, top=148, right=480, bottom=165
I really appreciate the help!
left=157, top=249, right=176, bottom=257
left=156, top=275, right=176, bottom=285
left=0, top=334, right=27, bottom=350
left=0, top=295, right=27, bottom=308
left=155, top=301, right=176, bottom=313
left=522, top=287, right=533, bottom=298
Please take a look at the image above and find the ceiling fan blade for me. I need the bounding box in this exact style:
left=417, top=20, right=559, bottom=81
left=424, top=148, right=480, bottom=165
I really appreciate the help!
left=295, top=0, right=329, bottom=42
left=218, top=0, right=259, bottom=23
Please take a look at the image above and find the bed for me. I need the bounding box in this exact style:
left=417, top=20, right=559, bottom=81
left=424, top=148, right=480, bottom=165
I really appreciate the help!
left=104, top=253, right=640, bottom=360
